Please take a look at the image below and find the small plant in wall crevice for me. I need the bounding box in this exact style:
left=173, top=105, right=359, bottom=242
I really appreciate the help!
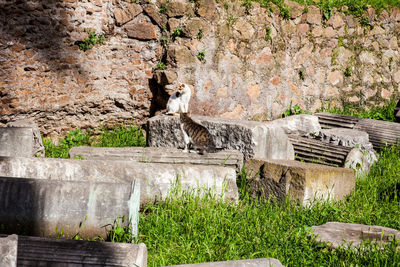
left=78, top=29, right=105, bottom=52
left=197, top=50, right=206, bottom=63
left=155, top=61, right=167, bottom=70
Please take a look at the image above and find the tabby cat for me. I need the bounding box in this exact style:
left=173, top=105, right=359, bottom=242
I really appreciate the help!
left=179, top=112, right=217, bottom=154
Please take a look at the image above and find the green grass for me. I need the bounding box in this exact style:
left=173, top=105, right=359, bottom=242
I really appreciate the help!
left=253, top=0, right=400, bottom=20
left=43, top=125, right=146, bottom=158
left=320, top=99, right=397, bottom=121
left=135, top=144, right=400, bottom=266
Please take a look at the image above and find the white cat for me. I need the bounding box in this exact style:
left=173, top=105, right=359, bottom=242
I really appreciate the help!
left=166, top=83, right=191, bottom=115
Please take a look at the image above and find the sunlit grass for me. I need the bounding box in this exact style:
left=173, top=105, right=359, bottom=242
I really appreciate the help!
left=137, top=145, right=400, bottom=266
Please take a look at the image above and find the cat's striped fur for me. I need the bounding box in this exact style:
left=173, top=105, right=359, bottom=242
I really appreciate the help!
left=179, top=112, right=217, bottom=154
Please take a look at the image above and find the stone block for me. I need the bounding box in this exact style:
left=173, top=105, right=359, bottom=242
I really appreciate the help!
left=0, top=127, right=34, bottom=157
left=245, top=159, right=356, bottom=205
left=165, top=257, right=284, bottom=267
left=166, top=44, right=196, bottom=66
left=147, top=115, right=294, bottom=161
left=0, top=176, right=140, bottom=239
left=319, top=128, right=371, bottom=148
left=125, top=22, right=156, bottom=40
left=166, top=0, right=189, bottom=17
left=68, top=146, right=244, bottom=170
left=311, top=222, right=400, bottom=249
left=6, top=118, right=45, bottom=157
left=0, top=157, right=238, bottom=205
left=4, top=235, right=147, bottom=267
left=114, top=3, right=142, bottom=26
left=0, top=235, right=17, bottom=267
left=154, top=69, right=178, bottom=86
left=143, top=4, right=168, bottom=28
left=269, top=114, right=321, bottom=137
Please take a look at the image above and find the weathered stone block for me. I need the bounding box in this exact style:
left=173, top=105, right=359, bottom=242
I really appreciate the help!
left=125, top=22, right=156, bottom=40
left=143, top=4, right=168, bottom=28
left=165, top=257, right=284, bottom=267
left=167, top=44, right=195, bottom=66
left=312, top=222, right=400, bottom=249
left=69, top=146, right=244, bottom=170
left=7, top=235, right=147, bottom=267
left=0, top=157, right=238, bottom=205
left=154, top=69, right=178, bottom=86
left=285, top=0, right=304, bottom=19
left=146, top=115, right=294, bottom=161
left=0, top=176, right=139, bottom=239
left=269, top=114, right=321, bottom=137
left=319, top=128, right=371, bottom=148
left=0, top=127, right=34, bottom=157
left=166, top=0, right=189, bottom=17
left=196, top=0, right=218, bottom=21
left=114, top=3, right=142, bottom=26
left=6, top=119, right=44, bottom=157
left=183, top=18, right=210, bottom=38
left=245, top=159, right=356, bottom=205
left=0, top=235, right=17, bottom=267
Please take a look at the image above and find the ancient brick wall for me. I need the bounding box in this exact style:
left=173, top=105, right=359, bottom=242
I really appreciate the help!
left=1, top=0, right=400, bottom=137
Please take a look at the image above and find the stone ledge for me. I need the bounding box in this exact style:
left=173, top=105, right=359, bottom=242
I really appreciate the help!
left=245, top=158, right=356, bottom=205
left=147, top=115, right=294, bottom=161
left=0, top=157, right=238, bottom=205
left=68, top=146, right=244, bottom=170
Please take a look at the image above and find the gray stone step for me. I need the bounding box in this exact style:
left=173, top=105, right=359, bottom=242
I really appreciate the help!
left=147, top=114, right=294, bottom=161
left=0, top=177, right=139, bottom=239
left=311, top=222, right=400, bottom=249
left=0, top=128, right=34, bottom=157
left=245, top=158, right=355, bottom=206
left=0, top=234, right=147, bottom=267
left=69, top=146, right=244, bottom=170
left=164, top=258, right=284, bottom=267
left=0, top=157, right=238, bottom=206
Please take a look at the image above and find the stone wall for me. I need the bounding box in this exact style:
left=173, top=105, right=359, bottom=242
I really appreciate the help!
left=1, top=0, right=400, bottom=137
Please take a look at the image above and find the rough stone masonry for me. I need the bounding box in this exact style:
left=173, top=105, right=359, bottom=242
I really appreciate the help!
left=1, top=0, right=400, bottom=137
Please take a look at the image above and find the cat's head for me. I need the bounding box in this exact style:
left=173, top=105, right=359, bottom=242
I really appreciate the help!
left=179, top=110, right=191, bottom=118
left=178, top=83, right=191, bottom=94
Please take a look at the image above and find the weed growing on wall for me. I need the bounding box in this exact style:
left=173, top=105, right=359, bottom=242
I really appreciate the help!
left=78, top=30, right=105, bottom=52
left=197, top=50, right=206, bottom=63
left=196, top=29, right=203, bottom=40
left=264, top=27, right=272, bottom=41
left=155, top=61, right=167, bottom=70
left=43, top=125, right=146, bottom=158
left=172, top=27, right=182, bottom=39
left=283, top=101, right=310, bottom=117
